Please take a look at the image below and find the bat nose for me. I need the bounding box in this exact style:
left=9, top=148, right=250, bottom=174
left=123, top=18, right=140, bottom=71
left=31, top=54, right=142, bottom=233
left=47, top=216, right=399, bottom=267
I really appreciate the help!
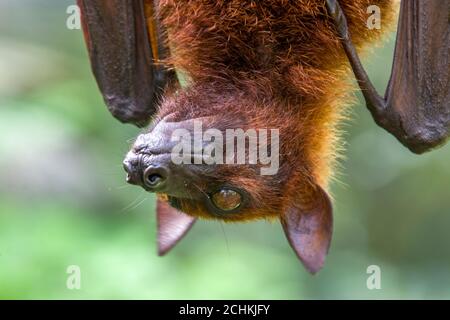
left=122, top=150, right=201, bottom=200
left=123, top=152, right=171, bottom=191
left=123, top=159, right=141, bottom=185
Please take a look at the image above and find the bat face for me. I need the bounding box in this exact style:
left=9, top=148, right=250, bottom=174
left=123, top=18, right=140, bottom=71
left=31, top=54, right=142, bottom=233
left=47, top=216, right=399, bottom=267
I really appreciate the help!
left=123, top=86, right=286, bottom=222
left=78, top=0, right=449, bottom=274
left=76, top=0, right=412, bottom=273
left=122, top=85, right=333, bottom=274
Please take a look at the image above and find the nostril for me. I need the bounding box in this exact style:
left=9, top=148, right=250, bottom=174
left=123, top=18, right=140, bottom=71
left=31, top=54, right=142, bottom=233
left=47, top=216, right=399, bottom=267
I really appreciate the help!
left=123, top=160, right=138, bottom=185
left=143, top=166, right=168, bottom=189
left=126, top=173, right=133, bottom=183
left=123, top=161, right=132, bottom=174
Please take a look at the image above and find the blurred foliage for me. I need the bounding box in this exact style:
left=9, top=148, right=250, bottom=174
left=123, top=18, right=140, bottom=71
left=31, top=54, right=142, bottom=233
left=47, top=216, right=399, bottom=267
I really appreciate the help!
left=0, top=1, right=449, bottom=299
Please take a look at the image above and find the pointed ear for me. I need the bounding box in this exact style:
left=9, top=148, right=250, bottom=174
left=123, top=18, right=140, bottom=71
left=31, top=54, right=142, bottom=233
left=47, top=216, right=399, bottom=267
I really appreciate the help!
left=280, top=185, right=333, bottom=274
left=156, top=198, right=197, bottom=256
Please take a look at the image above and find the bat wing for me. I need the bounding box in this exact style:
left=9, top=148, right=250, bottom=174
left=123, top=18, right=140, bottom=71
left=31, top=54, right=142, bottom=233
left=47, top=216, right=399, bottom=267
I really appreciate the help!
left=327, top=0, right=450, bottom=153
left=384, top=0, right=450, bottom=152
left=77, top=0, right=176, bottom=127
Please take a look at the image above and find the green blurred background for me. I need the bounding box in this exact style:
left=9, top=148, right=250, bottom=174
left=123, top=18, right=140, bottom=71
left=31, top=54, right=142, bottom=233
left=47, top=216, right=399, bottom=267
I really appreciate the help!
left=0, top=1, right=449, bottom=299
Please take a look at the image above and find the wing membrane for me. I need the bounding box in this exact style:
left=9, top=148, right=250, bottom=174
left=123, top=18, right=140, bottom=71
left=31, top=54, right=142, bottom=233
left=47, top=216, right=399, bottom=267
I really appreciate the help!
left=385, top=0, right=450, bottom=151
left=327, top=0, right=450, bottom=153
left=77, top=0, right=175, bottom=127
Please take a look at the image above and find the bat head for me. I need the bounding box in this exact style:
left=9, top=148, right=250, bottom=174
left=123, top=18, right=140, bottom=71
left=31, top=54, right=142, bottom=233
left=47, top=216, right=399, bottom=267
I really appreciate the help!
left=123, top=82, right=333, bottom=273
left=77, top=0, right=339, bottom=273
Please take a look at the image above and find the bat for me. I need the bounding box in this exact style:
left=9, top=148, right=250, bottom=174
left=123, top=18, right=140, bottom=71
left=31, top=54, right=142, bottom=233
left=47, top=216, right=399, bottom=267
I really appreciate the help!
left=77, top=0, right=450, bottom=274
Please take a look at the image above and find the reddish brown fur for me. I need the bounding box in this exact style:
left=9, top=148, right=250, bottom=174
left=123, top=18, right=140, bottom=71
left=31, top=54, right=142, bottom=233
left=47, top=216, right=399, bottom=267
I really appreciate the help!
left=148, top=0, right=396, bottom=221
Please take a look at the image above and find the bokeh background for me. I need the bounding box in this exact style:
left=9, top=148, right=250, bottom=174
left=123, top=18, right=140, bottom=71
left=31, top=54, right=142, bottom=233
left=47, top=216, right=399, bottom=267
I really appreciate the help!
left=0, top=0, right=449, bottom=299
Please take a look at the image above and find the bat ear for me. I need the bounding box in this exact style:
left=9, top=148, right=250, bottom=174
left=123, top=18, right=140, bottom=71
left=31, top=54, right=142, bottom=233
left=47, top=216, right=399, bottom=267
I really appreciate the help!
left=280, top=184, right=333, bottom=274
left=156, top=198, right=197, bottom=256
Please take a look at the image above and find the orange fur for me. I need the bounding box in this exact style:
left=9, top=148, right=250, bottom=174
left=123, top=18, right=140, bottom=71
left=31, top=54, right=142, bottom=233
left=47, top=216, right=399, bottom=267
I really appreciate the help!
left=147, top=0, right=397, bottom=221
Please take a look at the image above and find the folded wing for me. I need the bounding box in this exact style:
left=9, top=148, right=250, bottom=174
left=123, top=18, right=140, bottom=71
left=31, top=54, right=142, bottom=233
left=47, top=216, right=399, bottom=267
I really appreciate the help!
left=77, top=0, right=176, bottom=127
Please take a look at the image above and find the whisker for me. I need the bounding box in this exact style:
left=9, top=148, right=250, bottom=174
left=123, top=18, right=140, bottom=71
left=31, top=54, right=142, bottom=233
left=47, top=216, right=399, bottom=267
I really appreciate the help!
left=191, top=182, right=208, bottom=198
left=220, top=222, right=231, bottom=256
left=111, top=184, right=132, bottom=190
left=122, top=197, right=149, bottom=214
left=120, top=191, right=146, bottom=212
left=126, top=137, right=138, bottom=144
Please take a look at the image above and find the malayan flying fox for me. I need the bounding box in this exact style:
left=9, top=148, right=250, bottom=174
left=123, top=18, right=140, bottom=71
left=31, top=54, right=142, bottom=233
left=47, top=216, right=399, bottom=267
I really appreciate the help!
left=77, top=0, right=450, bottom=273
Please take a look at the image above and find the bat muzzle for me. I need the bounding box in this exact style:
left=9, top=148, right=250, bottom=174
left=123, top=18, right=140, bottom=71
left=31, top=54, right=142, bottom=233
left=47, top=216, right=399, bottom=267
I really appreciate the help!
left=123, top=158, right=169, bottom=190
left=122, top=153, right=174, bottom=192
left=123, top=115, right=219, bottom=200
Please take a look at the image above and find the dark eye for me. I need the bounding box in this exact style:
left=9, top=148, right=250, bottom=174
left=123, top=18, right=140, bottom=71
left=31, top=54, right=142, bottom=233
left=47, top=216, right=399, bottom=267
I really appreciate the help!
left=146, top=173, right=162, bottom=185
left=143, top=166, right=167, bottom=188
left=211, top=189, right=242, bottom=211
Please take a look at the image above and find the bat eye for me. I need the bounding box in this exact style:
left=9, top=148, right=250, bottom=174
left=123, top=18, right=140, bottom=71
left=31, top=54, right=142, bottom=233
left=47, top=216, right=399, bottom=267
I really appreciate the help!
left=211, top=189, right=242, bottom=212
